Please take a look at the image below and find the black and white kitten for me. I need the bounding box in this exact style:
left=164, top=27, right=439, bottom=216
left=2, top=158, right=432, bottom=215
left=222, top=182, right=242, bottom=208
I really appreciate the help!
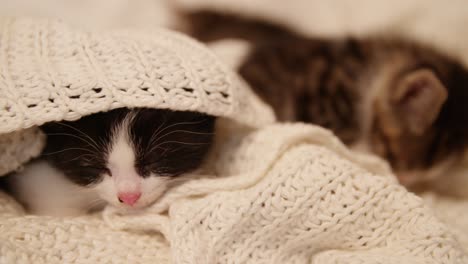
left=5, top=108, right=216, bottom=216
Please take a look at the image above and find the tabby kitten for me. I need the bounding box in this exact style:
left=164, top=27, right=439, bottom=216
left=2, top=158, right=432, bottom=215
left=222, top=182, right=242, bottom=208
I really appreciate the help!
left=183, top=11, right=468, bottom=186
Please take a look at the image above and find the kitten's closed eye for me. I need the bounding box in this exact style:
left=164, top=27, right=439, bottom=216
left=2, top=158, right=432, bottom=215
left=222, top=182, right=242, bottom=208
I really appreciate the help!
left=80, top=165, right=111, bottom=177
left=126, top=108, right=215, bottom=177
left=41, top=118, right=113, bottom=186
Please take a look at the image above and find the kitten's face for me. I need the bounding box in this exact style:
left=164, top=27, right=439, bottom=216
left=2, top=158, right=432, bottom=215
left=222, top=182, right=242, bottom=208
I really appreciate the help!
left=41, top=108, right=215, bottom=209
left=356, top=56, right=463, bottom=185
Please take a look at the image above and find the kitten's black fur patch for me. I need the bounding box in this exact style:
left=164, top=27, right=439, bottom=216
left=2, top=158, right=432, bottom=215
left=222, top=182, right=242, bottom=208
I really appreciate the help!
left=128, top=108, right=215, bottom=177
left=41, top=108, right=216, bottom=186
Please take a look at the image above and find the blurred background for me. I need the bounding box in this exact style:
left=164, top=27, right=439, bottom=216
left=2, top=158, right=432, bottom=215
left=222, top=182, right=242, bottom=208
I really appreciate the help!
left=1, top=0, right=467, bottom=65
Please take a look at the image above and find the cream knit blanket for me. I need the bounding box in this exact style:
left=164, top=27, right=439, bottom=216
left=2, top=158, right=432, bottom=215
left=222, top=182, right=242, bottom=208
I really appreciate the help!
left=1, top=17, right=468, bottom=263
left=0, top=16, right=273, bottom=176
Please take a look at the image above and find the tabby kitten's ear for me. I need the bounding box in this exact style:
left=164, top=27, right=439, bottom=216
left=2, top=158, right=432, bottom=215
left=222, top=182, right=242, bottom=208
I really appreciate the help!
left=392, top=69, right=448, bottom=135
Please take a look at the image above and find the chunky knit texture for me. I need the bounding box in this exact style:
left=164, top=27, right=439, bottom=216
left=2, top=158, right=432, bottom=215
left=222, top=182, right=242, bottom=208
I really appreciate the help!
left=1, top=123, right=467, bottom=263
left=1, top=17, right=468, bottom=263
left=0, top=128, right=44, bottom=176
left=0, top=17, right=273, bottom=134
left=0, top=16, right=273, bottom=175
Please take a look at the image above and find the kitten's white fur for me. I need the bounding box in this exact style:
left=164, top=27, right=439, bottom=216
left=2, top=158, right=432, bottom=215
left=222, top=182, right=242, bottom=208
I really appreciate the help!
left=8, top=161, right=102, bottom=216
left=8, top=118, right=170, bottom=216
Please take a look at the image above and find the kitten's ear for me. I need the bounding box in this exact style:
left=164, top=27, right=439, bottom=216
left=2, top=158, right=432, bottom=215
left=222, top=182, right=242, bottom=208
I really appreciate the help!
left=392, top=69, right=447, bottom=135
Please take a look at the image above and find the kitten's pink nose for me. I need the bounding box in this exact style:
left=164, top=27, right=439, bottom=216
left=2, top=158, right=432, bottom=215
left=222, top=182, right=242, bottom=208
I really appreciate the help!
left=117, top=192, right=141, bottom=206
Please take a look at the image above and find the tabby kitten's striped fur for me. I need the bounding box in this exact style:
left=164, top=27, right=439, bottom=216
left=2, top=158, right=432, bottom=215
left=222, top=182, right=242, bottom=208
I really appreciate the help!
left=184, top=11, right=468, bottom=186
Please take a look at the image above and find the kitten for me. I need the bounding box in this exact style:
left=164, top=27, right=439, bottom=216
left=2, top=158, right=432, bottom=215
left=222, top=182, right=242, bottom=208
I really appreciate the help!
left=4, top=108, right=216, bottom=216
left=183, top=11, right=468, bottom=186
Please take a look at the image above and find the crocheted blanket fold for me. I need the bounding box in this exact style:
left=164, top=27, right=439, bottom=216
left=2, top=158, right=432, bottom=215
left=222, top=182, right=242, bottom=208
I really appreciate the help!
left=0, top=17, right=274, bottom=134
left=0, top=17, right=274, bottom=176
left=1, top=123, right=467, bottom=263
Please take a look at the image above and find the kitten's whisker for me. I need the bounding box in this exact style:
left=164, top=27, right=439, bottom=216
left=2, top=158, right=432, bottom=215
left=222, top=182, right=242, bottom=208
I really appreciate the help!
left=150, top=144, right=198, bottom=159
left=156, top=167, right=173, bottom=173
left=154, top=129, right=214, bottom=142
left=42, top=147, right=97, bottom=156
left=158, top=146, right=172, bottom=157
left=147, top=116, right=169, bottom=149
left=150, top=119, right=210, bottom=144
left=85, top=198, right=102, bottom=205
left=54, top=122, right=104, bottom=151
left=46, top=132, right=100, bottom=152
left=146, top=128, right=212, bottom=154
left=56, top=122, right=104, bottom=150
left=148, top=140, right=211, bottom=154
left=85, top=199, right=105, bottom=211
left=65, top=154, right=102, bottom=163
